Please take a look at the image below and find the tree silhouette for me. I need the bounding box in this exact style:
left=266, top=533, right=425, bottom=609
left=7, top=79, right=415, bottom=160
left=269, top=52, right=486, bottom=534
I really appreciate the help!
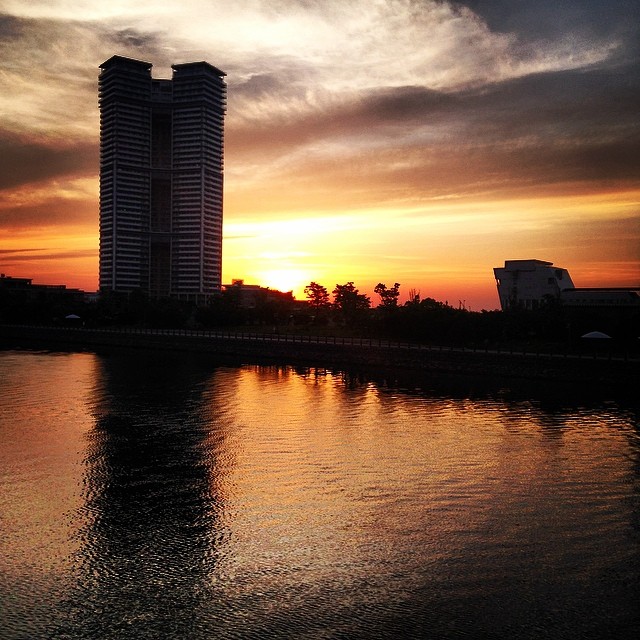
left=304, top=282, right=331, bottom=308
left=374, top=282, right=401, bottom=308
left=332, top=282, right=370, bottom=325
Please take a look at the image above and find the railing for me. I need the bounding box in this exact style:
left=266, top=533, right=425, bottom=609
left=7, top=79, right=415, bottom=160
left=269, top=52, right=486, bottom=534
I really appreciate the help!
left=3, top=324, right=637, bottom=363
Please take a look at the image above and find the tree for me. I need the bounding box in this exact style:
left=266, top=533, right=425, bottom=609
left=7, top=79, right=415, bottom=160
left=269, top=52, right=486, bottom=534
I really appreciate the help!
left=374, top=282, right=401, bottom=308
left=304, top=282, right=331, bottom=308
left=406, top=288, right=421, bottom=305
left=332, top=282, right=370, bottom=324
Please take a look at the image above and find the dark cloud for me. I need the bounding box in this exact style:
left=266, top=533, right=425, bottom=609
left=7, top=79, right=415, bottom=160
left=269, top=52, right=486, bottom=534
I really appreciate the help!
left=0, top=133, right=97, bottom=189
left=226, top=54, right=320, bottom=107
left=109, top=28, right=157, bottom=50
left=386, top=136, right=640, bottom=198
left=102, top=27, right=175, bottom=69
left=238, top=136, right=637, bottom=211
left=357, top=63, right=640, bottom=133
left=233, top=73, right=291, bottom=100
left=228, top=58, right=640, bottom=203
left=459, top=0, right=640, bottom=43
left=359, top=86, right=459, bottom=121
left=0, top=13, right=26, bottom=38
left=0, top=196, right=96, bottom=230
left=233, top=61, right=639, bottom=135
left=0, top=13, right=90, bottom=58
left=0, top=12, right=171, bottom=84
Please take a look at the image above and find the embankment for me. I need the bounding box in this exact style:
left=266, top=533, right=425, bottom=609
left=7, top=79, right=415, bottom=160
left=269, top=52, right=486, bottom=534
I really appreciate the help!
left=1, top=324, right=637, bottom=389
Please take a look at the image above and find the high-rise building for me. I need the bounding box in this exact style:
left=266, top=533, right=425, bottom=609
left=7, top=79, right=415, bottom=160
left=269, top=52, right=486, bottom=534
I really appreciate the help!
left=98, top=55, right=226, bottom=301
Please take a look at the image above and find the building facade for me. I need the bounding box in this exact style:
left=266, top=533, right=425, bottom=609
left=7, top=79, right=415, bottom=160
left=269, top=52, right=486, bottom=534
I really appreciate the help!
left=493, top=260, right=575, bottom=310
left=99, top=55, right=226, bottom=301
left=494, top=259, right=640, bottom=312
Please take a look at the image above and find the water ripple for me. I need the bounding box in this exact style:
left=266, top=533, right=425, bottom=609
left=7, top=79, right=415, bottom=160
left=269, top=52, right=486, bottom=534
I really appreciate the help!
left=0, top=352, right=638, bottom=639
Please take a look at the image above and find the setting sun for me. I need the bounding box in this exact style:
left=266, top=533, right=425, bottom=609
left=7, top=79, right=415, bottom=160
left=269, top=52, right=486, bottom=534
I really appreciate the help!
left=252, top=268, right=311, bottom=297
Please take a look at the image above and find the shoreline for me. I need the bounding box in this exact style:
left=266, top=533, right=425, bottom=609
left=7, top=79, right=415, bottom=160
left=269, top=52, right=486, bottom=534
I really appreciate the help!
left=1, top=324, right=637, bottom=390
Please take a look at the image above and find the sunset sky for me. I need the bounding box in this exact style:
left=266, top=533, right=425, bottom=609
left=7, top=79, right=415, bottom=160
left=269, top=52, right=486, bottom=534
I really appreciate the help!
left=0, top=0, right=638, bottom=310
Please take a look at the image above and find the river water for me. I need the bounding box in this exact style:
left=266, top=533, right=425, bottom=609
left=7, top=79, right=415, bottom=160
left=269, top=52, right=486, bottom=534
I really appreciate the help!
left=0, top=348, right=638, bottom=639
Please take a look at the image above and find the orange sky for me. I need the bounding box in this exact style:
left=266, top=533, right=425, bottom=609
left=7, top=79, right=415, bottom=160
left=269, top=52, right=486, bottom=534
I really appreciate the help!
left=0, top=0, right=638, bottom=310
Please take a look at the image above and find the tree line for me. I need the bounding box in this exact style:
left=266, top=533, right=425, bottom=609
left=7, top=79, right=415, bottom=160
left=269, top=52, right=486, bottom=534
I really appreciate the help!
left=2, top=279, right=637, bottom=350
left=299, top=280, right=637, bottom=349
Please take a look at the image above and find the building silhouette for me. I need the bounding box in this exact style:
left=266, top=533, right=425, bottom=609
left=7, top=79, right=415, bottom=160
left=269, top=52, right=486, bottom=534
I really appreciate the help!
left=494, top=259, right=640, bottom=312
left=99, top=55, right=226, bottom=301
left=494, top=260, right=574, bottom=310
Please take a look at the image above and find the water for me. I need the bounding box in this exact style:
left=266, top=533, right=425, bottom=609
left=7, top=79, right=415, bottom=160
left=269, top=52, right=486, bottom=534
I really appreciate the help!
left=0, top=349, right=638, bottom=639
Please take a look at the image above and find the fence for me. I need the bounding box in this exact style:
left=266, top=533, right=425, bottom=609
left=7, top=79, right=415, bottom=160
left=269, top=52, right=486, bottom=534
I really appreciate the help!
left=5, top=324, right=635, bottom=363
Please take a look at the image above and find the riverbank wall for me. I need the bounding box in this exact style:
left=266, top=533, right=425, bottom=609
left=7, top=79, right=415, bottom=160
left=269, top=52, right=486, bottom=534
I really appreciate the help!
left=1, top=324, right=637, bottom=388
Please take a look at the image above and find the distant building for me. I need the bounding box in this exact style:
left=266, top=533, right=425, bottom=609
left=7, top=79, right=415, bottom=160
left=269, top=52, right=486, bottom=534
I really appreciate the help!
left=99, top=55, right=226, bottom=302
left=223, top=280, right=295, bottom=309
left=493, top=260, right=640, bottom=311
left=560, top=288, right=640, bottom=308
left=493, top=260, right=574, bottom=310
left=0, top=274, right=84, bottom=306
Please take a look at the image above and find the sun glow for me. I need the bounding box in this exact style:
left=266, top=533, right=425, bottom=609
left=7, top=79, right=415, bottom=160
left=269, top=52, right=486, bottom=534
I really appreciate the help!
left=255, top=268, right=312, bottom=297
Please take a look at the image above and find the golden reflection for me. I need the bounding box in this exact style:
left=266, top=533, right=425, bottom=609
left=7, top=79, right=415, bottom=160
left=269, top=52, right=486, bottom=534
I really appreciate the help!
left=213, top=364, right=639, bottom=605
left=0, top=352, right=100, bottom=582
left=1, top=355, right=638, bottom=636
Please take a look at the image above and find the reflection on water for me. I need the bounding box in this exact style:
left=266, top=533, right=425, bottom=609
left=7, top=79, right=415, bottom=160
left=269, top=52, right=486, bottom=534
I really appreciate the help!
left=0, top=350, right=638, bottom=639
left=64, top=354, right=231, bottom=638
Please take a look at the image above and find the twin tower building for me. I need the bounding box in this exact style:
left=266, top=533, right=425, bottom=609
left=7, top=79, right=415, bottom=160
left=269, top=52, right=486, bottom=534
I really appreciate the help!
left=98, top=55, right=226, bottom=302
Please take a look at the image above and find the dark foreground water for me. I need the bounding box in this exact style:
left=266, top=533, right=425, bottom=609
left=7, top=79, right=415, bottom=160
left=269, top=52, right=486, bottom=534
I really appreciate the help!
left=0, top=349, right=638, bottom=639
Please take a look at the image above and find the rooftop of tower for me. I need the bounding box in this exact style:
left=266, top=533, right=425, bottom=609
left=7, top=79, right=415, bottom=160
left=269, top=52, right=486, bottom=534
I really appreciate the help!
left=100, top=55, right=226, bottom=78
left=99, top=55, right=152, bottom=71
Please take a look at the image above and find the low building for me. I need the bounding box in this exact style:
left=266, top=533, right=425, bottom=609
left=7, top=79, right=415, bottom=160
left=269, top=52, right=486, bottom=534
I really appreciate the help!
left=0, top=274, right=84, bottom=305
left=560, top=288, right=640, bottom=308
left=0, top=274, right=86, bottom=323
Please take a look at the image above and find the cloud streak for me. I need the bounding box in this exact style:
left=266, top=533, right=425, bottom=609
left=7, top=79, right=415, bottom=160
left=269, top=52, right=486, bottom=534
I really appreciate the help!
left=0, top=132, right=97, bottom=189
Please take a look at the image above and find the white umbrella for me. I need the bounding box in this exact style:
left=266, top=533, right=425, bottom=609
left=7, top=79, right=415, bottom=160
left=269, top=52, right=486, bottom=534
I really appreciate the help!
left=581, top=331, right=611, bottom=339
left=65, top=314, right=81, bottom=320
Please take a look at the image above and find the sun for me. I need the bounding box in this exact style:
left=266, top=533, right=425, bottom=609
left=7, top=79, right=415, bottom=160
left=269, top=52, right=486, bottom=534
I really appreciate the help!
left=260, top=269, right=310, bottom=298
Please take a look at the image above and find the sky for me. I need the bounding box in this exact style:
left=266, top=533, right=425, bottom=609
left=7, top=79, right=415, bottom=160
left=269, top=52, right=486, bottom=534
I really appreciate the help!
left=0, top=0, right=638, bottom=310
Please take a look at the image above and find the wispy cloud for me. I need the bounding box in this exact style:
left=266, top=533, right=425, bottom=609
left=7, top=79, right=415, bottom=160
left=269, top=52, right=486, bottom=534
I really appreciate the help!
left=0, top=247, right=96, bottom=261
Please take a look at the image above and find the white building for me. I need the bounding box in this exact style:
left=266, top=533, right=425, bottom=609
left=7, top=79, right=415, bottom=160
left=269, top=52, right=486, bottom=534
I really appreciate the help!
left=493, top=260, right=575, bottom=310
left=494, top=259, right=640, bottom=311
left=99, top=55, right=226, bottom=302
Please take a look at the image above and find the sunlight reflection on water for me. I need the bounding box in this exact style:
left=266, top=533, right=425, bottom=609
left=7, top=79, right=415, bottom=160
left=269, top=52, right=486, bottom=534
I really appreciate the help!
left=0, top=350, right=638, bottom=639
